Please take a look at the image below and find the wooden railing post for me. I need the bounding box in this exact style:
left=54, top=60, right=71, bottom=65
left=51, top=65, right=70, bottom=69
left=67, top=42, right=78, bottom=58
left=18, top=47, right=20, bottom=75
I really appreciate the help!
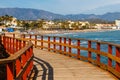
left=35, top=35, right=37, bottom=48
left=7, top=62, right=15, bottom=80
left=97, top=42, right=100, bottom=63
left=6, top=37, right=9, bottom=51
left=88, top=41, right=91, bottom=61
left=30, top=34, right=31, bottom=41
left=41, top=35, right=43, bottom=49
left=115, top=47, right=120, bottom=72
left=64, top=38, right=66, bottom=54
left=3, top=34, right=6, bottom=48
left=12, top=34, right=15, bottom=54
left=77, top=40, right=80, bottom=59
left=59, top=37, right=62, bottom=52
left=1, top=35, right=34, bottom=80
left=30, top=46, right=33, bottom=57
left=48, top=36, right=50, bottom=51
left=10, top=37, right=12, bottom=53
left=4, top=35, right=7, bottom=49
left=13, top=34, right=15, bottom=38
left=108, top=45, right=112, bottom=67
left=53, top=36, right=56, bottom=52
left=16, top=58, right=22, bottom=76
left=68, top=38, right=71, bottom=56
left=16, top=39, right=19, bottom=52
left=19, top=40, right=22, bottom=50
left=6, top=37, right=10, bottom=51
left=23, top=34, right=26, bottom=47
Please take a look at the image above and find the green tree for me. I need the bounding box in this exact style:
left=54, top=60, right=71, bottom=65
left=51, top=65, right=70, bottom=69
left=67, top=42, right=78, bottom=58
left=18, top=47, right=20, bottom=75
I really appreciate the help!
left=22, top=21, right=30, bottom=30
left=17, top=20, right=21, bottom=27
left=60, top=21, right=69, bottom=29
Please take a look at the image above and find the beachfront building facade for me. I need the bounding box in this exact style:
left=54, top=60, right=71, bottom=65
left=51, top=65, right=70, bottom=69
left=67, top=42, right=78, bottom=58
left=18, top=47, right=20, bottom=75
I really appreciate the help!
left=94, top=24, right=116, bottom=29
left=115, top=20, right=120, bottom=29
left=40, top=20, right=90, bottom=30
left=66, top=20, right=90, bottom=30
left=6, top=17, right=17, bottom=28
left=42, top=21, right=55, bottom=30
left=0, top=15, right=18, bottom=28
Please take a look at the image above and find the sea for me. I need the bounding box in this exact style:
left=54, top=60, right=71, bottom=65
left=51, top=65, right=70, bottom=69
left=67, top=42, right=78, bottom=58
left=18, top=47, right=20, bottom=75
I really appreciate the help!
left=48, top=30, right=120, bottom=44
left=47, top=30, right=120, bottom=66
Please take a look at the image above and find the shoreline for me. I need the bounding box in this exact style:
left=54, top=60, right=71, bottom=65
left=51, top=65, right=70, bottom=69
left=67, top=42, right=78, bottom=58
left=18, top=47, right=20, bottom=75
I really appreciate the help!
left=35, top=29, right=119, bottom=35
left=4, top=29, right=119, bottom=37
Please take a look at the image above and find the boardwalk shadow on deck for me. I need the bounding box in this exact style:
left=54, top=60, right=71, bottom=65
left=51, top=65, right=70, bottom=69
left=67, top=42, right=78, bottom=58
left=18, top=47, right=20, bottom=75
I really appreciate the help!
left=33, top=56, right=54, bottom=80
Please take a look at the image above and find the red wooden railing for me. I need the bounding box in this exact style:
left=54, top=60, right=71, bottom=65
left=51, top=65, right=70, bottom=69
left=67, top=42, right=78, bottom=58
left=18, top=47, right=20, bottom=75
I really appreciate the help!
left=0, top=34, right=33, bottom=80
left=22, top=34, right=120, bottom=79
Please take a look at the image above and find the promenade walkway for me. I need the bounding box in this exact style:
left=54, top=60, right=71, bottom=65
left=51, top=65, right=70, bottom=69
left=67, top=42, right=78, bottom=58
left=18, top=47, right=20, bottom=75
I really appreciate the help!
left=31, top=48, right=118, bottom=80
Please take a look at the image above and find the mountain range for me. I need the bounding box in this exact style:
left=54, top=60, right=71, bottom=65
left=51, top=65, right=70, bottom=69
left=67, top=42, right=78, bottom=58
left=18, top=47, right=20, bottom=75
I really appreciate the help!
left=0, top=8, right=120, bottom=21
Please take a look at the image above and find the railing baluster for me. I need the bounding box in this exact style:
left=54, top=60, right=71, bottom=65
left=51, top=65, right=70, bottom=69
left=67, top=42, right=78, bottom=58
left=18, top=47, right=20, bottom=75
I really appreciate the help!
left=23, top=34, right=25, bottom=47
left=77, top=40, right=80, bottom=59
left=108, top=45, right=112, bottom=67
left=68, top=38, right=71, bottom=56
left=41, top=35, right=43, bottom=49
left=16, top=39, right=19, bottom=52
left=7, top=37, right=9, bottom=51
left=3, top=35, right=6, bottom=48
left=115, top=47, right=120, bottom=72
left=53, top=36, right=56, bottom=52
left=11, top=34, right=15, bottom=53
left=64, top=37, right=66, bottom=54
left=59, top=37, right=62, bottom=52
left=35, top=35, right=37, bottom=48
left=30, top=46, right=33, bottom=57
left=19, top=40, right=22, bottom=50
left=16, top=58, right=21, bottom=76
left=30, top=34, right=31, bottom=41
left=6, top=37, right=8, bottom=51
left=88, top=41, right=91, bottom=62
left=13, top=34, right=15, bottom=38
left=7, top=62, right=15, bottom=80
left=48, top=36, right=50, bottom=51
left=9, top=38, right=12, bottom=53
left=97, top=42, right=100, bottom=63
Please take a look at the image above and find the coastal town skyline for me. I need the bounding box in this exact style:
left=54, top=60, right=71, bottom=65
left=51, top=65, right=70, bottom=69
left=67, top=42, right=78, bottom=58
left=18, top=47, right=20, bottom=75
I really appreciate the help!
left=1, top=0, right=120, bottom=14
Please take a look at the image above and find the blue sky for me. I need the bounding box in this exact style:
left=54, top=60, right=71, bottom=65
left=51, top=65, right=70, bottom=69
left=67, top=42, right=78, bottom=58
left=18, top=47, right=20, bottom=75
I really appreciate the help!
left=1, top=0, right=120, bottom=14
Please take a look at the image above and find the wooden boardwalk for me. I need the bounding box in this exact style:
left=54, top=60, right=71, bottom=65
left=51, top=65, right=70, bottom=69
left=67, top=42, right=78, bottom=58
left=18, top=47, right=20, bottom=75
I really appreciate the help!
left=31, top=48, right=118, bottom=80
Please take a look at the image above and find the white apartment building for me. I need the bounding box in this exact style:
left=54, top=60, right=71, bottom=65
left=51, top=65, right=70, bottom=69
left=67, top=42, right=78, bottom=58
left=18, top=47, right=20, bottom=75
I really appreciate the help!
left=115, top=20, right=120, bottom=29
left=6, top=17, right=17, bottom=27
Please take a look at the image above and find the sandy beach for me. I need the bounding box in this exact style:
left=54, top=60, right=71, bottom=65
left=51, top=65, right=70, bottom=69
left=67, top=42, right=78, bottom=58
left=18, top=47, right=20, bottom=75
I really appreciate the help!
left=33, top=29, right=119, bottom=35
left=4, top=29, right=119, bottom=37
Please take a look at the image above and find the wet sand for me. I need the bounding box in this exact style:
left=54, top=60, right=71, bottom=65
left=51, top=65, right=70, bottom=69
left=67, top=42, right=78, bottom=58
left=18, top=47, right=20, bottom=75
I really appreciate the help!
left=36, top=29, right=118, bottom=35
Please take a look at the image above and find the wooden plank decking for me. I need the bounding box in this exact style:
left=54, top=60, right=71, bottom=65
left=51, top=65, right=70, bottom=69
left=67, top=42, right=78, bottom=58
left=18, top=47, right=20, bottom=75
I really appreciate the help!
left=31, top=48, right=118, bottom=80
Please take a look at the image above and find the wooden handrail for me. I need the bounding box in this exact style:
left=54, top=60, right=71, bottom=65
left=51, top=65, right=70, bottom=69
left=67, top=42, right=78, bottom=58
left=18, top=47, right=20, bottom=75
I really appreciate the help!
left=0, top=41, right=33, bottom=64
left=21, top=34, right=120, bottom=47
left=21, top=34, right=120, bottom=79
left=0, top=35, right=34, bottom=80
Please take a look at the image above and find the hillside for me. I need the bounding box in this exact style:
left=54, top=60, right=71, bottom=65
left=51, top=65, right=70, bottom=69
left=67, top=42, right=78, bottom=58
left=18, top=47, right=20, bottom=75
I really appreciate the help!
left=0, top=8, right=120, bottom=21
left=0, top=8, right=65, bottom=20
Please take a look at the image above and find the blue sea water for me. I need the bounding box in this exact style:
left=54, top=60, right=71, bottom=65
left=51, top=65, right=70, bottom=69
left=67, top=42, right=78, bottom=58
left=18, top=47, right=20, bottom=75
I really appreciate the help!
left=47, top=30, right=120, bottom=66
left=50, top=30, right=120, bottom=44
